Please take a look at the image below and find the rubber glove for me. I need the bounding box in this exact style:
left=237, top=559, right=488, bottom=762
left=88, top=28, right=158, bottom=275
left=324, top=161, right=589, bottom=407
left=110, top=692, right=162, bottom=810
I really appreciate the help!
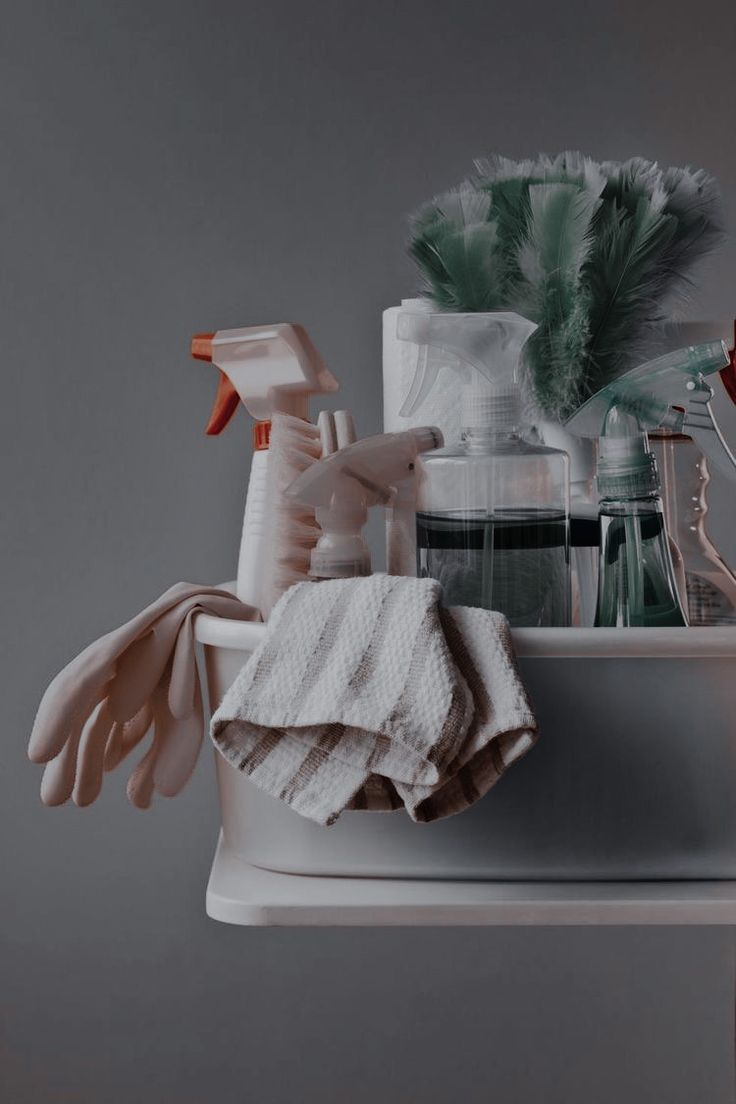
left=29, top=583, right=257, bottom=808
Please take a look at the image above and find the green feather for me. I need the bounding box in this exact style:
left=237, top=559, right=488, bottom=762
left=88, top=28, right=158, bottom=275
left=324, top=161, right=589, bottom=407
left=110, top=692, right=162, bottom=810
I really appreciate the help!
left=408, top=185, right=509, bottom=312
left=515, top=182, right=601, bottom=419
left=584, top=195, right=678, bottom=387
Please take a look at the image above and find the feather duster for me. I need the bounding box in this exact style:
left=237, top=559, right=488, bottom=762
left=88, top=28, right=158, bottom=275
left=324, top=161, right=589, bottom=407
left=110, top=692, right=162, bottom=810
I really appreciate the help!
left=515, top=181, right=602, bottom=419
left=408, top=184, right=508, bottom=312
left=582, top=159, right=724, bottom=392
left=407, top=152, right=724, bottom=422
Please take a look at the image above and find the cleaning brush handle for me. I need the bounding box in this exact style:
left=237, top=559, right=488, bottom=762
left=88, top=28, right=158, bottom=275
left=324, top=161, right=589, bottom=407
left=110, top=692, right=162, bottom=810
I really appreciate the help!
left=236, top=449, right=269, bottom=609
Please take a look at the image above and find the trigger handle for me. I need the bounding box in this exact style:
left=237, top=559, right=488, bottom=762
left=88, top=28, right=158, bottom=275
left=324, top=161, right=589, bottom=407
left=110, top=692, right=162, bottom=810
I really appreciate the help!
left=205, top=372, right=241, bottom=435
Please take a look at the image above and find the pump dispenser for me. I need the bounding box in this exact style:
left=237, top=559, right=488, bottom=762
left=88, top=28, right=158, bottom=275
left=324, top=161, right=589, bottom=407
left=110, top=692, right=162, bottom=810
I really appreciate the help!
left=566, top=340, right=733, bottom=628
left=397, top=310, right=571, bottom=626
left=190, top=324, right=338, bottom=607
left=286, top=427, right=443, bottom=580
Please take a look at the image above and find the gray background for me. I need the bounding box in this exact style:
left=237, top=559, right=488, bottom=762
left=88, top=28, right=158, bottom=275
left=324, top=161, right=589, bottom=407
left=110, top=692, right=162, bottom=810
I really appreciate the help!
left=3, top=1, right=736, bottom=1101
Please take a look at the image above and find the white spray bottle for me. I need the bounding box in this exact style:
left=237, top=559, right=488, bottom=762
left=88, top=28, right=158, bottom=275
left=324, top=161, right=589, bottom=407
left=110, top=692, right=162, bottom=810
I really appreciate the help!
left=191, top=324, right=338, bottom=610
left=286, top=427, right=443, bottom=580
left=397, top=309, right=571, bottom=626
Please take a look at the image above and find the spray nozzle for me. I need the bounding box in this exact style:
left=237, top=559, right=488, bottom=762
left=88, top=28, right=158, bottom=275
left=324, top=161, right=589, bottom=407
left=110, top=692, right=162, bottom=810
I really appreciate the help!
left=190, top=323, right=338, bottom=438
left=396, top=310, right=537, bottom=431
left=565, top=340, right=735, bottom=481
left=595, top=407, right=659, bottom=499
left=286, top=426, right=443, bottom=579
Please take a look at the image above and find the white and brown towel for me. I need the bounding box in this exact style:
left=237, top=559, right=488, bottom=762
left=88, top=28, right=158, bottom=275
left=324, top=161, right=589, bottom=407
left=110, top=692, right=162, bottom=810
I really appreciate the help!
left=211, top=574, right=537, bottom=825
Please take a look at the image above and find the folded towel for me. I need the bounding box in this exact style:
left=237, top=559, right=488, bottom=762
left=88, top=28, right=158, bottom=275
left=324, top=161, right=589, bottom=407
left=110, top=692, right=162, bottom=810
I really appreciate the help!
left=211, top=575, right=537, bottom=825
left=28, top=583, right=256, bottom=808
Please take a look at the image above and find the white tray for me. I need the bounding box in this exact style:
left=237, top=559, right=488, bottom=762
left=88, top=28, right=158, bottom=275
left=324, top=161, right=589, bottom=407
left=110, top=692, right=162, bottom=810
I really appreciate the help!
left=196, top=607, right=736, bottom=882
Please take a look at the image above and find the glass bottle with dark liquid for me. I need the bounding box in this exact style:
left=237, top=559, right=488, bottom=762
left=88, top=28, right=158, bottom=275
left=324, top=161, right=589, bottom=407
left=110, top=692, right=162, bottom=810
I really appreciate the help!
left=397, top=310, right=571, bottom=627
left=415, top=430, right=571, bottom=626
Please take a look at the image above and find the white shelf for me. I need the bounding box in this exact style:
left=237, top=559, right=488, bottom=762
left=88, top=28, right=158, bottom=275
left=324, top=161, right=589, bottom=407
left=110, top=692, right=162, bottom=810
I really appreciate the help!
left=206, top=835, right=736, bottom=927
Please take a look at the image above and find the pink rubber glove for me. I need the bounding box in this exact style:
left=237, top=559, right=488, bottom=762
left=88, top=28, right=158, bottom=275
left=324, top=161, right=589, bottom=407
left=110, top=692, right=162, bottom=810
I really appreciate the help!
left=29, top=583, right=257, bottom=808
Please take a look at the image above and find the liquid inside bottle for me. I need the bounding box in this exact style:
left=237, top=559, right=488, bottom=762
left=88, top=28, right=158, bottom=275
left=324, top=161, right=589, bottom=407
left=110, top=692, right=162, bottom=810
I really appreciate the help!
left=417, top=507, right=570, bottom=626
left=595, top=502, right=687, bottom=628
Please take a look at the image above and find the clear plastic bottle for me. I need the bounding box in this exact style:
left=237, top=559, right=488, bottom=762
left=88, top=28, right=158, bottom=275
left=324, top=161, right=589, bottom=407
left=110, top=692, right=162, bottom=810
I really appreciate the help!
left=416, top=427, right=570, bottom=625
left=397, top=311, right=571, bottom=626
left=595, top=410, right=687, bottom=628
left=651, top=430, right=736, bottom=625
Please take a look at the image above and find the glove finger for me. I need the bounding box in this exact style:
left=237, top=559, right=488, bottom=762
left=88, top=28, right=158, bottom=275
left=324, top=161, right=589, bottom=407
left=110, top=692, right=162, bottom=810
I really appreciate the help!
left=29, top=673, right=111, bottom=764
left=40, top=725, right=83, bottom=806
left=104, top=703, right=152, bottom=772
left=73, top=700, right=113, bottom=807
left=154, top=678, right=204, bottom=797
left=107, top=630, right=171, bottom=723
left=111, top=594, right=214, bottom=722
left=126, top=736, right=159, bottom=810
left=103, top=721, right=124, bottom=773
left=168, top=612, right=198, bottom=720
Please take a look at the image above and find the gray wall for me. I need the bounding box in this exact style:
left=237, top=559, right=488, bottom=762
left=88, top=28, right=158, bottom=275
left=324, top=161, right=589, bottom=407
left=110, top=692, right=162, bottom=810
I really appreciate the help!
left=3, top=1, right=736, bottom=1101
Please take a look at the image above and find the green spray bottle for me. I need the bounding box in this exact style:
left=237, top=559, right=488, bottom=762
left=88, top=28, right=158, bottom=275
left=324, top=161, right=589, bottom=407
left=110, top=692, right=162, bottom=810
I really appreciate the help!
left=566, top=340, right=732, bottom=627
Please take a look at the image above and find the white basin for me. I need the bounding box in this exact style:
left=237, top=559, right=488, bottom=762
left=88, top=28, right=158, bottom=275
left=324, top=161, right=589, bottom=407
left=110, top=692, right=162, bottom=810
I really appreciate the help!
left=196, top=612, right=736, bottom=881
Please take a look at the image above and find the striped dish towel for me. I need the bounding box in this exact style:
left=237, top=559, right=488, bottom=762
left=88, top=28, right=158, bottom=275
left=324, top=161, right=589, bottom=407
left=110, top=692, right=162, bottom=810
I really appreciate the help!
left=210, top=574, right=537, bottom=825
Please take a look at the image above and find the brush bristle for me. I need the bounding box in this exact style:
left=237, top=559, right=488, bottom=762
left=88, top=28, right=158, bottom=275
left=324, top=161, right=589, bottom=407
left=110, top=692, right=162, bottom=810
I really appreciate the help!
left=258, top=413, right=324, bottom=616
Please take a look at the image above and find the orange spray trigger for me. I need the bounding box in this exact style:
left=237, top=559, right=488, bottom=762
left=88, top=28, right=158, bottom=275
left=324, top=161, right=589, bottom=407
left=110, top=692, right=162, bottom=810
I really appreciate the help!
left=205, top=372, right=241, bottom=435
left=190, top=332, right=241, bottom=435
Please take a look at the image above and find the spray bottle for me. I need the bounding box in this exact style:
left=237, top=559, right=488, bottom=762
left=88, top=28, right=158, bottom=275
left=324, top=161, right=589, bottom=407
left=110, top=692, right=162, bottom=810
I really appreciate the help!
left=648, top=323, right=736, bottom=625
left=565, top=340, right=733, bottom=627
left=397, top=310, right=571, bottom=626
left=191, top=324, right=338, bottom=609
left=286, top=427, right=443, bottom=580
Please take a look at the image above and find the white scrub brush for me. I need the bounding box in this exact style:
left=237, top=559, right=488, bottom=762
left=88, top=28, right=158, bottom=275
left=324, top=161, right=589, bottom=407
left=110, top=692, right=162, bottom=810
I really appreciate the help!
left=258, top=412, right=323, bottom=616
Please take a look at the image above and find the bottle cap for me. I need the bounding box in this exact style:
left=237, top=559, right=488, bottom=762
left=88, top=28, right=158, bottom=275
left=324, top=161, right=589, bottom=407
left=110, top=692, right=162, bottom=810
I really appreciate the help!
left=461, top=381, right=520, bottom=432
left=408, top=425, right=443, bottom=452
left=596, top=407, right=659, bottom=499
left=310, top=549, right=372, bottom=579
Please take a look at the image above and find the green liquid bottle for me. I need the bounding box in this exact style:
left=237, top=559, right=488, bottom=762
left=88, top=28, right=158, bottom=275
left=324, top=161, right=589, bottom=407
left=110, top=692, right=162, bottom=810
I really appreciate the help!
left=594, top=408, right=687, bottom=628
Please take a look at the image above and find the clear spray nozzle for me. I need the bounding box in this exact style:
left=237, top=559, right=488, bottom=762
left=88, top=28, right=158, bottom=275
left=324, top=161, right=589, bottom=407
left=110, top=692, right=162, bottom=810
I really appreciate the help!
left=565, top=340, right=736, bottom=481
left=396, top=311, right=538, bottom=433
